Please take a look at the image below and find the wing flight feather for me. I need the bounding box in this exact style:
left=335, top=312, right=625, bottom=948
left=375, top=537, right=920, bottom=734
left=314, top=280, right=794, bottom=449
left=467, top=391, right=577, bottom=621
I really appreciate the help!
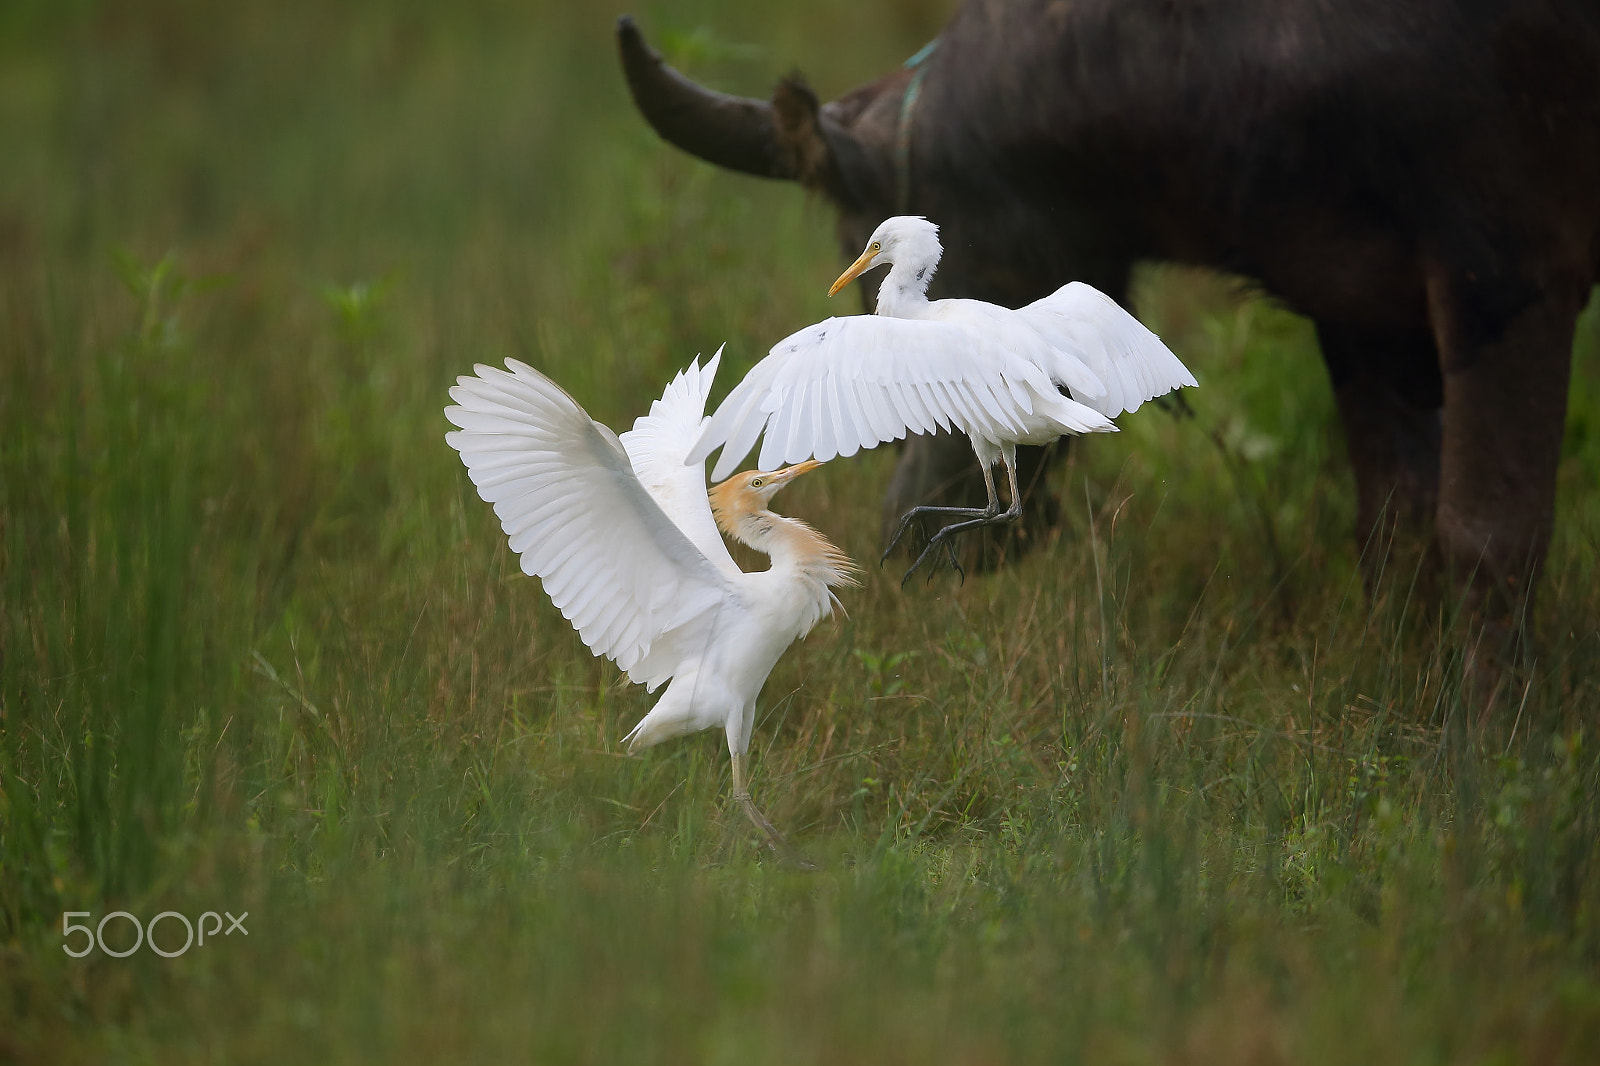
left=616, top=348, right=740, bottom=580
left=689, top=315, right=1066, bottom=481
left=446, top=360, right=733, bottom=691
left=1018, top=281, right=1198, bottom=417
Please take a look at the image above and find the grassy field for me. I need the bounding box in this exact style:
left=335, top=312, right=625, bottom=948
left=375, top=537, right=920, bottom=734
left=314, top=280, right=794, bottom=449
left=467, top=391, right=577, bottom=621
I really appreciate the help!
left=4, top=0, right=1600, bottom=1061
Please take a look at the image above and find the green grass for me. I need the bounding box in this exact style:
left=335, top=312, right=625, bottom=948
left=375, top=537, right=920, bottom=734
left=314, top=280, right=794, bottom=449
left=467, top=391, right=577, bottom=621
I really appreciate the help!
left=4, top=1, right=1600, bottom=1062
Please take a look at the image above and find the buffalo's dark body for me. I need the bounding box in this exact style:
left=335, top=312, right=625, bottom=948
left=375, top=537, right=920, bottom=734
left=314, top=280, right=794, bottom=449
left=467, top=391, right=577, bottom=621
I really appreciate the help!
left=619, top=0, right=1600, bottom=651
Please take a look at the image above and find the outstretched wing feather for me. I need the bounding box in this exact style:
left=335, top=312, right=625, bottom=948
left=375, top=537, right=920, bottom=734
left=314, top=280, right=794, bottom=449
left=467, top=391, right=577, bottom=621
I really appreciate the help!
left=1018, top=281, right=1197, bottom=417
left=690, top=316, right=1061, bottom=481
left=616, top=349, right=740, bottom=579
left=446, top=360, right=732, bottom=690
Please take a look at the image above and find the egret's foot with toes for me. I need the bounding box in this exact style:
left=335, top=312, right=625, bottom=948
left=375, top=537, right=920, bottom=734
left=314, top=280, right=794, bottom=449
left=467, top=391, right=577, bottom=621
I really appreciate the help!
left=899, top=504, right=1022, bottom=583
left=882, top=502, right=995, bottom=582
left=882, top=502, right=992, bottom=559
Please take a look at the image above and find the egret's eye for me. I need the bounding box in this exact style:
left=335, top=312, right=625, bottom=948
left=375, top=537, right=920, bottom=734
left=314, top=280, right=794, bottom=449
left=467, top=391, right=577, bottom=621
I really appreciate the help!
left=750, top=477, right=764, bottom=488
left=869, top=241, right=882, bottom=252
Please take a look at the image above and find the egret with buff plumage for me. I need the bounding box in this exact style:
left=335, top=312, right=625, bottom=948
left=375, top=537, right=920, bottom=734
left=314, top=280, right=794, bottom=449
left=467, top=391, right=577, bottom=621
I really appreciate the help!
left=445, top=350, right=858, bottom=865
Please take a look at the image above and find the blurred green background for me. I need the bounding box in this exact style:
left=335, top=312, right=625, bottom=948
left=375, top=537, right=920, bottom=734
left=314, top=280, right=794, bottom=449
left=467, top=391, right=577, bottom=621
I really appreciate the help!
left=3, top=0, right=1599, bottom=1062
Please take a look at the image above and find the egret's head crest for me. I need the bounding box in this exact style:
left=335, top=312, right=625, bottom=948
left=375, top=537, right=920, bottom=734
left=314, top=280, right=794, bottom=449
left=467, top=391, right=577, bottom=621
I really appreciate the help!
left=869, top=215, right=938, bottom=245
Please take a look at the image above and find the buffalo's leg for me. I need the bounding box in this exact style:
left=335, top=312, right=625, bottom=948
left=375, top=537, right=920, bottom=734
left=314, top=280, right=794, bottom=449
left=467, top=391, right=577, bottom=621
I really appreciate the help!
left=1424, top=257, right=1583, bottom=706
left=1315, top=320, right=1443, bottom=590
left=880, top=431, right=1060, bottom=566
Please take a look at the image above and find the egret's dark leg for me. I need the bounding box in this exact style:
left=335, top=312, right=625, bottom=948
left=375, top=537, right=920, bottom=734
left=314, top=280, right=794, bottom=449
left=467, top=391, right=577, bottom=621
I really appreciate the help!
left=889, top=460, right=1002, bottom=578
left=730, top=751, right=817, bottom=870
left=880, top=431, right=1064, bottom=569
left=882, top=458, right=1000, bottom=561
left=900, top=454, right=1027, bottom=582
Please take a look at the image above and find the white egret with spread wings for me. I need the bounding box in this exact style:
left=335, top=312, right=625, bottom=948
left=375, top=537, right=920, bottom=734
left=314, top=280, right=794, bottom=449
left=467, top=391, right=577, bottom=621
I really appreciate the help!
left=687, top=216, right=1197, bottom=578
left=445, top=351, right=858, bottom=864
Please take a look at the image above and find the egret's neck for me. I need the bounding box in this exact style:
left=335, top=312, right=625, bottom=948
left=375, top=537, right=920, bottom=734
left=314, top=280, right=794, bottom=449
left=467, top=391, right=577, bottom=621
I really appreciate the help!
left=723, top=511, right=859, bottom=591
left=874, top=256, right=936, bottom=318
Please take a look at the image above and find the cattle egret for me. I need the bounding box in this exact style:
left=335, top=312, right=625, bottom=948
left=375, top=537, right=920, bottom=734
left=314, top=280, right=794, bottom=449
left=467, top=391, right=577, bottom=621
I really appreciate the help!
left=687, top=216, right=1198, bottom=578
left=445, top=350, right=858, bottom=864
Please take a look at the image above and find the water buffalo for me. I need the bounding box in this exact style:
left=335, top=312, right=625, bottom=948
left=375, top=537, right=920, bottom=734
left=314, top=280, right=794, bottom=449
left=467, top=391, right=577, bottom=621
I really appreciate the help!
left=616, top=2, right=1600, bottom=672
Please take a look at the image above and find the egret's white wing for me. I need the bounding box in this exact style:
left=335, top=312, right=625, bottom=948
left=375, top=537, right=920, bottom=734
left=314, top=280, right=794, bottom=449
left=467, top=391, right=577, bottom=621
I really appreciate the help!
left=445, top=360, right=732, bottom=690
left=689, top=315, right=1113, bottom=482
left=927, top=298, right=1108, bottom=402
left=1017, top=281, right=1198, bottom=417
left=617, top=348, right=739, bottom=580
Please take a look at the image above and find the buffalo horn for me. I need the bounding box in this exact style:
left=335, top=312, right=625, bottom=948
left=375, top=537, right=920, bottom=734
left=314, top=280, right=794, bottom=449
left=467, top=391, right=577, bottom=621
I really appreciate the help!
left=617, top=15, right=804, bottom=181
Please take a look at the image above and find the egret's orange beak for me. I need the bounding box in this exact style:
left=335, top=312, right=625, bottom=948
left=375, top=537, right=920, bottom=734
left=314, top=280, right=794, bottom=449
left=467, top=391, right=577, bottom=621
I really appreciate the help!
left=828, top=248, right=879, bottom=297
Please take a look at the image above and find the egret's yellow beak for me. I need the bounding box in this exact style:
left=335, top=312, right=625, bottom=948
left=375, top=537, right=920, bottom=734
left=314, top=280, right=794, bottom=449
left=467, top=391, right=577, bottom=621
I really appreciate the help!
left=768, top=458, right=824, bottom=485
left=828, top=247, right=879, bottom=297
left=712, top=458, right=824, bottom=497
